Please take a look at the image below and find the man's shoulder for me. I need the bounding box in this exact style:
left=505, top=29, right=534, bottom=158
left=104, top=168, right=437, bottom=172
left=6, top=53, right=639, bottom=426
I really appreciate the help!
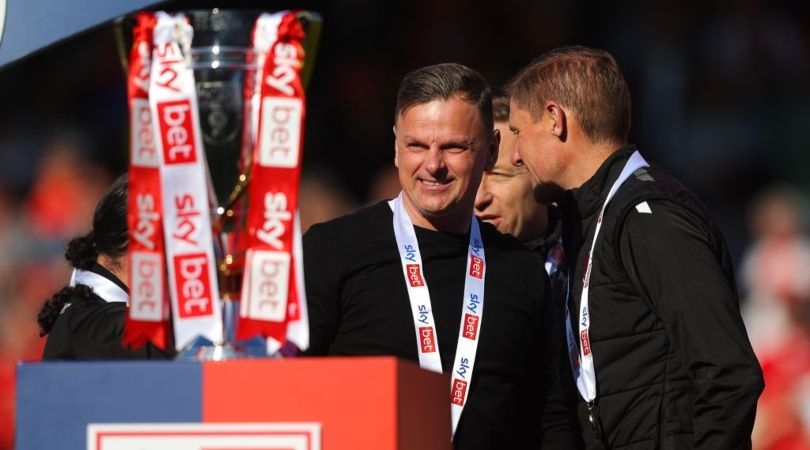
left=305, top=201, right=392, bottom=240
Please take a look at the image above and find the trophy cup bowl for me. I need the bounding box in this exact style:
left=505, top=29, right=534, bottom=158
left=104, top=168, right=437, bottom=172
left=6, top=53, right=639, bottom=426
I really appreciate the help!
left=117, top=8, right=321, bottom=359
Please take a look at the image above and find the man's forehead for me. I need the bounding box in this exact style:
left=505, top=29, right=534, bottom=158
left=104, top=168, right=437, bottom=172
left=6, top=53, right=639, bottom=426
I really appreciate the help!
left=396, top=97, right=481, bottom=122
left=395, top=99, right=486, bottom=137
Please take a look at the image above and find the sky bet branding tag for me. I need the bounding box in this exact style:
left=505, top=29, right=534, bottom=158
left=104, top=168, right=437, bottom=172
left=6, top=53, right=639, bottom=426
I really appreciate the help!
left=173, top=252, right=213, bottom=318
left=418, top=326, right=436, bottom=353
left=259, top=97, right=302, bottom=168
left=247, top=250, right=290, bottom=322
left=131, top=99, right=158, bottom=167
left=157, top=100, right=198, bottom=165
left=462, top=313, right=479, bottom=340
left=130, top=252, right=163, bottom=321
left=406, top=263, right=424, bottom=287
left=469, top=255, right=484, bottom=279
left=581, top=330, right=591, bottom=356
left=451, top=378, right=468, bottom=406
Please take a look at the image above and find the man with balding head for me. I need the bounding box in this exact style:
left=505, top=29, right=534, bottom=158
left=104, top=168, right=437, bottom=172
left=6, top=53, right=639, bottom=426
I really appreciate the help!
left=507, top=46, right=763, bottom=449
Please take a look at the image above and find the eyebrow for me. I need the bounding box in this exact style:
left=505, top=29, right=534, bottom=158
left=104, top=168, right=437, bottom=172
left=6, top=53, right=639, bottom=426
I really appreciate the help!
left=508, top=124, right=520, bottom=134
left=400, top=136, right=477, bottom=149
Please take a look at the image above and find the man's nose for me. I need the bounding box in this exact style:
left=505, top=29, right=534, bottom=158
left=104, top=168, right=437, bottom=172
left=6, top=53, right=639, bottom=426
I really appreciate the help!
left=511, top=142, right=523, bottom=167
left=425, top=146, right=446, bottom=174
left=475, top=174, right=493, bottom=212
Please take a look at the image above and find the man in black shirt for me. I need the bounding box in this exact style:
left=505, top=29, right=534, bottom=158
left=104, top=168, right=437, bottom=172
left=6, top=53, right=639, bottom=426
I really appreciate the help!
left=304, top=63, right=580, bottom=449
left=507, top=46, right=764, bottom=449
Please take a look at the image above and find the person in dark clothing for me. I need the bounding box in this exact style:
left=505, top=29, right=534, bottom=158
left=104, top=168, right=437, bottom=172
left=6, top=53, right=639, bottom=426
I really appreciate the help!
left=38, top=175, right=173, bottom=360
left=506, top=46, right=764, bottom=449
left=304, top=63, right=581, bottom=449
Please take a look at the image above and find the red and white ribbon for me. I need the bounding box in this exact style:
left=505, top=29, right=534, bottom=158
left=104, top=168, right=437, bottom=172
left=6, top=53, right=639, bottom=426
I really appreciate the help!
left=149, top=12, right=223, bottom=351
left=389, top=193, right=485, bottom=438
left=237, top=11, right=309, bottom=351
left=124, top=11, right=171, bottom=350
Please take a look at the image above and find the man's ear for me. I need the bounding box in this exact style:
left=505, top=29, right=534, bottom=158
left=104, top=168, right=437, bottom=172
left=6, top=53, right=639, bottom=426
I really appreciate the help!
left=546, top=102, right=568, bottom=141
left=485, top=128, right=500, bottom=171
left=393, top=125, right=399, bottom=168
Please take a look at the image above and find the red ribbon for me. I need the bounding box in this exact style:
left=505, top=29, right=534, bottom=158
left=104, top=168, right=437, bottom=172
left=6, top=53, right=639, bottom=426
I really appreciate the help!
left=123, top=11, right=171, bottom=350
left=237, top=11, right=307, bottom=343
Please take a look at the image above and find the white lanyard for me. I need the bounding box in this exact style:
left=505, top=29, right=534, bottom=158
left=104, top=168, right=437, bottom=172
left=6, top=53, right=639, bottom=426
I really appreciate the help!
left=389, top=193, right=485, bottom=438
left=70, top=269, right=129, bottom=304
left=565, top=151, right=649, bottom=405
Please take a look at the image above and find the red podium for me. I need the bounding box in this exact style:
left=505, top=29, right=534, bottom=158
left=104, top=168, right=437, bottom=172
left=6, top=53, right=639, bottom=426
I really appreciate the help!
left=16, top=357, right=452, bottom=450
left=205, top=357, right=452, bottom=449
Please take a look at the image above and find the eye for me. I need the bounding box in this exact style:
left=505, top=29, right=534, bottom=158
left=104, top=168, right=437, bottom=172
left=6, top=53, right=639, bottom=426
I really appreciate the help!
left=405, top=142, right=428, bottom=151
left=489, top=171, right=513, bottom=180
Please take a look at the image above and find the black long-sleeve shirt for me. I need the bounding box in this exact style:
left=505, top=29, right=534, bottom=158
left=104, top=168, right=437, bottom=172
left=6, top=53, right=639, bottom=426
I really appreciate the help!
left=304, top=201, right=581, bottom=450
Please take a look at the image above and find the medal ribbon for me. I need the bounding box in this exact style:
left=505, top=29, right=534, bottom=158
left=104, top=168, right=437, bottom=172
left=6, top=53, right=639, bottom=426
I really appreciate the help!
left=237, top=11, right=309, bottom=351
left=389, top=193, right=485, bottom=438
left=124, top=11, right=171, bottom=350
left=149, top=12, right=224, bottom=351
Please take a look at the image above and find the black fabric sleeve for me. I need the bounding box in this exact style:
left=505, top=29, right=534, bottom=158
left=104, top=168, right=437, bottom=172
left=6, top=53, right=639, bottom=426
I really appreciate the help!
left=301, top=223, right=341, bottom=356
left=68, top=302, right=173, bottom=359
left=618, top=200, right=764, bottom=449
left=538, top=270, right=584, bottom=449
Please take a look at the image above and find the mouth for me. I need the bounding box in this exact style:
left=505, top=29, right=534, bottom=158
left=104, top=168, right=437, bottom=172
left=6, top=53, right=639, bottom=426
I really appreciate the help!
left=418, top=178, right=452, bottom=187
left=476, top=214, right=502, bottom=227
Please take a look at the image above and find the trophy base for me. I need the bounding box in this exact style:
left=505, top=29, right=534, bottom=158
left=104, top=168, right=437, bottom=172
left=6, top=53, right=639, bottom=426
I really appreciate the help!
left=176, top=335, right=279, bottom=361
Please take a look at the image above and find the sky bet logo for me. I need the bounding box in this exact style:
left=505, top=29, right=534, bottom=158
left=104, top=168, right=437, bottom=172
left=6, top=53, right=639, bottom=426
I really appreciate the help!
left=418, top=326, right=436, bottom=353
left=452, top=358, right=471, bottom=405
left=580, top=330, right=591, bottom=356
left=469, top=255, right=484, bottom=279
left=158, top=99, right=197, bottom=165
left=451, top=378, right=468, bottom=406
left=173, top=253, right=213, bottom=318
left=462, top=314, right=479, bottom=340
left=406, top=264, right=424, bottom=287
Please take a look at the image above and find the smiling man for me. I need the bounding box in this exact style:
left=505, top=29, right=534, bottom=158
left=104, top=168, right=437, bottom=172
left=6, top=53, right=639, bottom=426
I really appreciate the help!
left=303, top=63, right=580, bottom=449
left=507, top=46, right=763, bottom=449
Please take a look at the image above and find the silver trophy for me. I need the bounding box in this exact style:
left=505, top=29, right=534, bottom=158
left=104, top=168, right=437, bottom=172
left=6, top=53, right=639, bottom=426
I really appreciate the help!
left=116, top=9, right=322, bottom=359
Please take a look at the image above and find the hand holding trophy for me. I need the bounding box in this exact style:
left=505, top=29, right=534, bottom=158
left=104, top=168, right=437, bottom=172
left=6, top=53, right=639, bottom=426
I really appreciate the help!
left=116, top=8, right=321, bottom=359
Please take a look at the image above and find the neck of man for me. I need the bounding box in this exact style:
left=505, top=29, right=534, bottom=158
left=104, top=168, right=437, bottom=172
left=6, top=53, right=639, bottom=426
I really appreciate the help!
left=565, top=139, right=626, bottom=190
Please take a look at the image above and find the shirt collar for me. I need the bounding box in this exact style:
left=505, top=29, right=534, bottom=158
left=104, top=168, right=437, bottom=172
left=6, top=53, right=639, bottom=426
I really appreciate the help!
left=563, top=145, right=637, bottom=221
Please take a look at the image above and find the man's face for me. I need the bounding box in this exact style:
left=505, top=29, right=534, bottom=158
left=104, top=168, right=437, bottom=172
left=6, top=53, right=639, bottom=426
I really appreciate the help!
left=394, top=97, right=494, bottom=230
left=475, top=122, right=547, bottom=242
left=508, top=99, right=566, bottom=203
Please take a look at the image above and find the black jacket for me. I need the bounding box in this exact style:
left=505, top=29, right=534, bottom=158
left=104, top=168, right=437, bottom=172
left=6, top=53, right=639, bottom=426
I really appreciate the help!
left=561, top=148, right=764, bottom=449
left=42, top=267, right=173, bottom=360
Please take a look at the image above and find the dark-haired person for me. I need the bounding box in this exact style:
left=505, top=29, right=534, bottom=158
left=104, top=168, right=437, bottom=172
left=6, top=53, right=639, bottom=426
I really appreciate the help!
left=507, top=46, right=763, bottom=449
left=38, top=175, right=173, bottom=360
left=303, top=63, right=581, bottom=449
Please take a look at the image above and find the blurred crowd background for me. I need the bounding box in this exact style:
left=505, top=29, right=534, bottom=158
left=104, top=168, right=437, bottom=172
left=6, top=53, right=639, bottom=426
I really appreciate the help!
left=1, top=0, right=810, bottom=448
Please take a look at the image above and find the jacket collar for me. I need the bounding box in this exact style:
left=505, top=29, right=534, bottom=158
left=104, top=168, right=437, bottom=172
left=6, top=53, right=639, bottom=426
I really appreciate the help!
left=563, top=145, right=637, bottom=221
